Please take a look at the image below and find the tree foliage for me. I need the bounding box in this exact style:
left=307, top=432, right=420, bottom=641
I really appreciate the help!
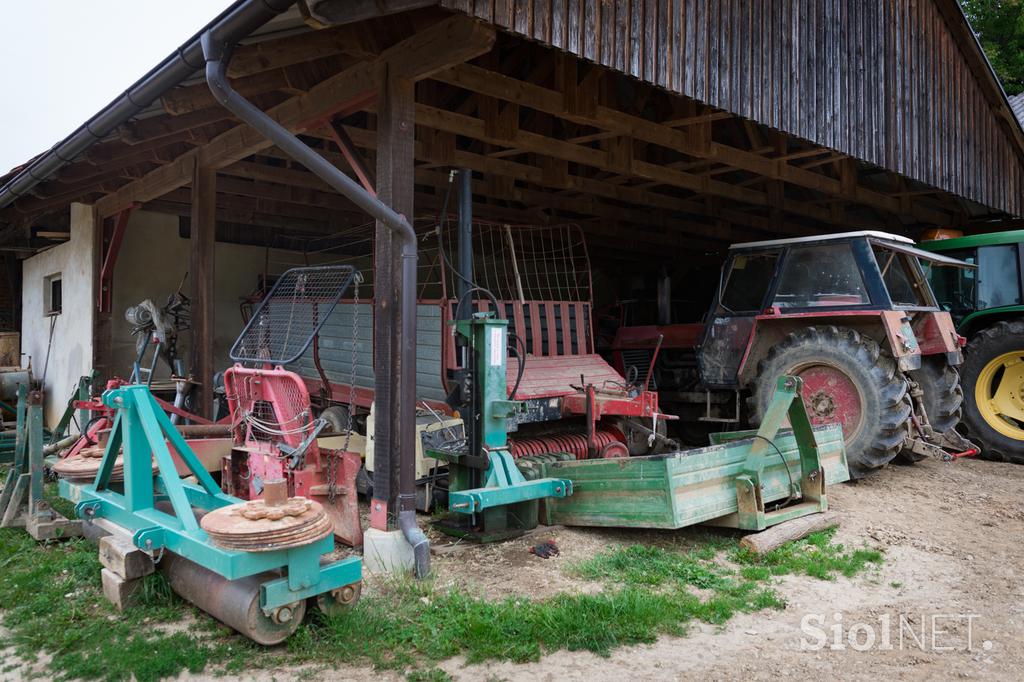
left=961, top=0, right=1024, bottom=94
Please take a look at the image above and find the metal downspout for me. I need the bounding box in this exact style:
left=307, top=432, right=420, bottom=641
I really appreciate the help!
left=201, top=33, right=429, bottom=578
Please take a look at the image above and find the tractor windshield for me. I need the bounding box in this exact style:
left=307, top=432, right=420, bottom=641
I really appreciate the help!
left=927, top=245, right=1022, bottom=320
left=975, top=245, right=1023, bottom=309
left=773, top=243, right=869, bottom=308
left=872, top=245, right=928, bottom=307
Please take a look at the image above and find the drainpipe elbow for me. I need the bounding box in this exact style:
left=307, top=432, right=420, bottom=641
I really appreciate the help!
left=399, top=509, right=430, bottom=579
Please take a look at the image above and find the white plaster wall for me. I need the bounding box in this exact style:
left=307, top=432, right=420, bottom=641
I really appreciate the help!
left=21, top=203, right=96, bottom=425
left=109, top=210, right=321, bottom=381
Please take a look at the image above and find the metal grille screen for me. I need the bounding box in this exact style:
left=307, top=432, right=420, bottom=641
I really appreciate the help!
left=229, top=265, right=355, bottom=365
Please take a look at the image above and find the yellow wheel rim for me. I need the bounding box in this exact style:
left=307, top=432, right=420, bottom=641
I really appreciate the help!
left=975, top=351, right=1024, bottom=441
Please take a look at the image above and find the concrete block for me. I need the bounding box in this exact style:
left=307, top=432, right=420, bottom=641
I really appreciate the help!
left=26, top=515, right=81, bottom=541
left=99, top=535, right=154, bottom=580
left=362, top=528, right=415, bottom=575
left=101, top=567, right=144, bottom=612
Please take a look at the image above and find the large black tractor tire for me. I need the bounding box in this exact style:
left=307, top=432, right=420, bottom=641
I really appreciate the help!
left=959, top=320, right=1024, bottom=464
left=908, top=356, right=964, bottom=434
left=749, top=326, right=911, bottom=479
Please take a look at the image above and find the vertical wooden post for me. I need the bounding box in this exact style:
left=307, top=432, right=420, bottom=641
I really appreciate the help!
left=93, top=212, right=112, bottom=384
left=189, top=164, right=216, bottom=419
left=371, top=66, right=415, bottom=530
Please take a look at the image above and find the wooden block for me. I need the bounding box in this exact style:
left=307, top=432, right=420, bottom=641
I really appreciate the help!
left=739, top=511, right=842, bottom=555
left=26, top=515, right=81, bottom=541
left=99, top=535, right=154, bottom=580
left=101, top=568, right=144, bottom=612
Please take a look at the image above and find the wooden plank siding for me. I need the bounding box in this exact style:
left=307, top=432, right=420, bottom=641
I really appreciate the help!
left=440, top=0, right=1024, bottom=216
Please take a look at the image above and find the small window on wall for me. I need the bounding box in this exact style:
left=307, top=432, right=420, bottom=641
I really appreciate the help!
left=44, top=273, right=62, bottom=316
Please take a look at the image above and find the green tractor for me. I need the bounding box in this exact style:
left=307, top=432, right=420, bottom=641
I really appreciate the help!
left=921, top=230, right=1024, bottom=463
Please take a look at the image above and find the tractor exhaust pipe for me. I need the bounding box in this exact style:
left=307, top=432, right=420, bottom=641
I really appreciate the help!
left=201, top=32, right=429, bottom=578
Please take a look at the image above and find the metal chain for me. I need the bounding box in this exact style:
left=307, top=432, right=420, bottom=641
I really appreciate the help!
left=328, top=271, right=363, bottom=503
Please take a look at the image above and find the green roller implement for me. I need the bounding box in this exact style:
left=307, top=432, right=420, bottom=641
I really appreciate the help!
left=524, top=376, right=848, bottom=532
left=58, top=384, right=362, bottom=645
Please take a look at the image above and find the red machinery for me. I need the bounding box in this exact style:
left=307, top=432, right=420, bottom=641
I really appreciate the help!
left=611, top=231, right=976, bottom=477
left=220, top=265, right=363, bottom=546
left=222, top=364, right=362, bottom=547
left=63, top=377, right=224, bottom=458
left=289, top=222, right=675, bottom=460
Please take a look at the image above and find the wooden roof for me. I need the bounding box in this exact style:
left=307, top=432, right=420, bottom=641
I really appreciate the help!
left=1, top=2, right=1020, bottom=262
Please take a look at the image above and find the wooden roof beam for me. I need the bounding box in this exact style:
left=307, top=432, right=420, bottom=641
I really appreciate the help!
left=297, top=125, right=826, bottom=237
left=412, top=103, right=844, bottom=227
left=161, top=69, right=303, bottom=116
left=226, top=23, right=380, bottom=78
left=93, top=15, right=496, bottom=218
left=121, top=107, right=236, bottom=145
left=432, top=63, right=952, bottom=226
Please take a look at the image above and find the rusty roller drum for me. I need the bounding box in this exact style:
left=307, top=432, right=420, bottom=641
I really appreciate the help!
left=160, top=481, right=327, bottom=643
left=158, top=552, right=305, bottom=645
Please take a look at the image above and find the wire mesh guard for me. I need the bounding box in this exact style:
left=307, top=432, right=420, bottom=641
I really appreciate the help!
left=230, top=265, right=356, bottom=365
left=439, top=222, right=592, bottom=303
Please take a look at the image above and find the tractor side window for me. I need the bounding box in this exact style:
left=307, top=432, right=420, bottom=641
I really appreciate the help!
left=873, top=246, right=925, bottom=306
left=925, top=248, right=976, bottom=321
left=977, top=245, right=1022, bottom=310
left=719, top=252, right=778, bottom=312
left=773, top=244, right=868, bottom=308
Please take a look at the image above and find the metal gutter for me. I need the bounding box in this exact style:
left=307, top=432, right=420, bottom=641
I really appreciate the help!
left=0, top=0, right=294, bottom=211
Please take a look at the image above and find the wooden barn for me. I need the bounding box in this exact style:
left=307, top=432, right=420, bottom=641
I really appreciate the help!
left=0, top=0, right=1021, bottom=430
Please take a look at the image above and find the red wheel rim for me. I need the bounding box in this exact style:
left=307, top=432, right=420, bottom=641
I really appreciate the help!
left=793, top=363, right=864, bottom=443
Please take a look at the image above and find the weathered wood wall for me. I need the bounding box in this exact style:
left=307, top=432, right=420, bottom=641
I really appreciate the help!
left=441, top=0, right=1024, bottom=216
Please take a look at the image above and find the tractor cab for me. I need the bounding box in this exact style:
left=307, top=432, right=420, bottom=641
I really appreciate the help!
left=698, top=231, right=970, bottom=388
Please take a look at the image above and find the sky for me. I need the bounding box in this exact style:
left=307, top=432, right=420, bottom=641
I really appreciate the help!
left=0, top=0, right=235, bottom=175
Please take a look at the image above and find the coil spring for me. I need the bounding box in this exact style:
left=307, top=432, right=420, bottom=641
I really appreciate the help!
left=509, top=428, right=625, bottom=460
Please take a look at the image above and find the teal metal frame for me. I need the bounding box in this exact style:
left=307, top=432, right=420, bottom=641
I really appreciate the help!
left=731, top=375, right=830, bottom=530
left=443, top=314, right=572, bottom=515
left=1, top=385, right=81, bottom=539
left=59, top=384, right=360, bottom=613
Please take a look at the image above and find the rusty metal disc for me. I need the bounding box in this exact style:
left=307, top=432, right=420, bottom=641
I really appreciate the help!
left=52, top=447, right=125, bottom=482
left=51, top=446, right=159, bottom=483
left=200, top=497, right=333, bottom=551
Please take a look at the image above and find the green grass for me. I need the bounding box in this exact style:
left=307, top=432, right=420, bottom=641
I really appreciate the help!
left=0, top=510, right=882, bottom=681
left=0, top=528, right=254, bottom=681
left=573, top=544, right=730, bottom=589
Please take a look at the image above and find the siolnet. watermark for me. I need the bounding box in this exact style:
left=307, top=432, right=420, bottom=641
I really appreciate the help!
left=800, top=612, right=993, bottom=652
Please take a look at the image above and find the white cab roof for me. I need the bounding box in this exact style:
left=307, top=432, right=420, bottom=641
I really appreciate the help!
left=730, top=230, right=915, bottom=250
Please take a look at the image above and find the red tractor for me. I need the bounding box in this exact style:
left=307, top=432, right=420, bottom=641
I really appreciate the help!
left=613, top=231, right=977, bottom=477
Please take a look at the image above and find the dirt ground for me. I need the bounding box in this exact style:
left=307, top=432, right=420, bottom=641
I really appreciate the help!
left=197, top=455, right=1023, bottom=682
left=6, top=456, right=1021, bottom=681
left=425, top=456, right=1024, bottom=681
